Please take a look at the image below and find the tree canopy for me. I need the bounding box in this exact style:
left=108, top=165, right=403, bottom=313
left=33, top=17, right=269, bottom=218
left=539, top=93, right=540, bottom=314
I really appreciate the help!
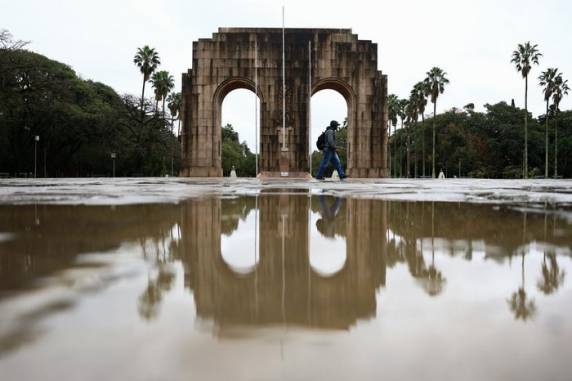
left=390, top=102, right=572, bottom=178
left=0, top=48, right=179, bottom=176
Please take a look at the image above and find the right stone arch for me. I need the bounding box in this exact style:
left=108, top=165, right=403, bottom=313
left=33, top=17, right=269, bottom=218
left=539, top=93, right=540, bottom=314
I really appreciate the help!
left=308, top=32, right=388, bottom=178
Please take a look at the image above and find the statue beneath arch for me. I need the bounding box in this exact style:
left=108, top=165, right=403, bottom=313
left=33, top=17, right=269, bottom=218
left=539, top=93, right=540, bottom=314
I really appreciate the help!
left=180, top=28, right=388, bottom=178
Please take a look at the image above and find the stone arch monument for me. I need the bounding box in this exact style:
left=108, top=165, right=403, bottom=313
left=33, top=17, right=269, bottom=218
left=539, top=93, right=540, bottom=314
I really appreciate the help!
left=180, top=28, right=388, bottom=178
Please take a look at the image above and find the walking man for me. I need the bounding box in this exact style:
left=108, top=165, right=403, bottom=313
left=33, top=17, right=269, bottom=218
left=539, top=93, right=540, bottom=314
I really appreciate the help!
left=316, top=120, right=346, bottom=180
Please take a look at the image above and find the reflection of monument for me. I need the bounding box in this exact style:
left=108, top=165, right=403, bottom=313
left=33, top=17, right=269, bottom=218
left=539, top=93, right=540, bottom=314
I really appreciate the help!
left=179, top=195, right=387, bottom=330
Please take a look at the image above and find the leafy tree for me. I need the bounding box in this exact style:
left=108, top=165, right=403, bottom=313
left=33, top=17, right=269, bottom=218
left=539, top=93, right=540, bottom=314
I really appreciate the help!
left=511, top=42, right=542, bottom=178
left=220, top=124, right=256, bottom=177
left=133, top=46, right=160, bottom=113
left=0, top=44, right=179, bottom=177
left=463, top=103, right=475, bottom=112
left=424, top=67, right=449, bottom=177
left=0, top=29, right=30, bottom=50
left=388, top=101, right=569, bottom=179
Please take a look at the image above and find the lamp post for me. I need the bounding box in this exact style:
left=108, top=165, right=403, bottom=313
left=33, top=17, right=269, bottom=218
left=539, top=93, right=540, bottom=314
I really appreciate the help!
left=111, top=152, right=116, bottom=177
left=34, top=135, right=39, bottom=178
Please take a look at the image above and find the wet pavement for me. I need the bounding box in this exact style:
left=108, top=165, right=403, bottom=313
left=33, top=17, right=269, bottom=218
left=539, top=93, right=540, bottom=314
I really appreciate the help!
left=0, top=179, right=572, bottom=380
left=1, top=177, right=572, bottom=205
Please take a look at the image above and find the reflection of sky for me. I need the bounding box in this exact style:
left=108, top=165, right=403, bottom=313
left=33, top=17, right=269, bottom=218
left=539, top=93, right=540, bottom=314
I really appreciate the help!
left=309, top=210, right=346, bottom=276
left=220, top=211, right=259, bottom=274
left=220, top=207, right=348, bottom=276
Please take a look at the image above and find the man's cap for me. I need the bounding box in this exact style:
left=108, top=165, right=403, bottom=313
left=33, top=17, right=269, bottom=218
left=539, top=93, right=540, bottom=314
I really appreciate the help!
left=329, top=120, right=340, bottom=128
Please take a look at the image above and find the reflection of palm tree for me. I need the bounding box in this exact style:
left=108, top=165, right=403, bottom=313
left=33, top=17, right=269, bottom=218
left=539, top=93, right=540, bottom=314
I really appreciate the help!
left=508, top=253, right=536, bottom=321
left=508, top=212, right=536, bottom=321
left=138, top=264, right=176, bottom=320
left=422, top=254, right=446, bottom=296
left=416, top=202, right=446, bottom=296
left=537, top=252, right=566, bottom=294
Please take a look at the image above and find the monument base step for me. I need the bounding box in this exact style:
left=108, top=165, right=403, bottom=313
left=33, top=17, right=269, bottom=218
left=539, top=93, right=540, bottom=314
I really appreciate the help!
left=258, top=171, right=313, bottom=179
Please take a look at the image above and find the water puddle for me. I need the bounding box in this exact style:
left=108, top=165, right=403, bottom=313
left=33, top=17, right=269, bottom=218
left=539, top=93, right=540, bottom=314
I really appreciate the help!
left=0, top=194, right=571, bottom=380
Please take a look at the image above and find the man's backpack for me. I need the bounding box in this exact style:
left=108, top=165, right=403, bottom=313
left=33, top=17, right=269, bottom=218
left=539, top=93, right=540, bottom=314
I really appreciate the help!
left=316, top=131, right=326, bottom=151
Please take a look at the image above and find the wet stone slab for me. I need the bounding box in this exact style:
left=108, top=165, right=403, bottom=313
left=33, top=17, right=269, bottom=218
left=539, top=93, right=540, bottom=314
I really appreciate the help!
left=1, top=178, right=572, bottom=206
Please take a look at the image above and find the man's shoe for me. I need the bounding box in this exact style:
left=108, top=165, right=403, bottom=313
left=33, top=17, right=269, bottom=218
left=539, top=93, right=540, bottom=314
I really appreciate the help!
left=315, top=176, right=325, bottom=180
left=339, top=175, right=347, bottom=180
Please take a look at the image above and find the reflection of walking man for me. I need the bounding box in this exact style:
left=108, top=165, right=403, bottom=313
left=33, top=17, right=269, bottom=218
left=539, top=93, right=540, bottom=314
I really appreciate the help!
left=316, top=195, right=342, bottom=238
left=316, top=121, right=347, bottom=180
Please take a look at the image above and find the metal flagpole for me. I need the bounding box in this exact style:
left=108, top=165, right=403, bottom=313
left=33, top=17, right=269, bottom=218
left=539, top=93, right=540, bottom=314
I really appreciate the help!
left=308, top=40, right=312, bottom=173
left=255, top=37, right=259, bottom=175
left=254, top=194, right=259, bottom=316
left=281, top=6, right=286, bottom=151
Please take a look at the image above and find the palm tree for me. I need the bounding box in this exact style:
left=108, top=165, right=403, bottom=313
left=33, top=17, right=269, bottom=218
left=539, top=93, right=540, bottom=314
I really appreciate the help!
left=167, top=92, right=182, bottom=136
left=387, top=94, right=399, bottom=177
left=151, top=70, right=175, bottom=120
left=166, top=92, right=182, bottom=177
left=551, top=74, right=570, bottom=178
left=397, top=98, right=409, bottom=177
left=424, top=67, right=449, bottom=178
left=133, top=46, right=161, bottom=114
left=412, top=82, right=428, bottom=177
left=539, top=68, right=559, bottom=178
left=152, top=80, right=162, bottom=113
left=405, top=97, right=419, bottom=178
left=511, top=42, right=542, bottom=178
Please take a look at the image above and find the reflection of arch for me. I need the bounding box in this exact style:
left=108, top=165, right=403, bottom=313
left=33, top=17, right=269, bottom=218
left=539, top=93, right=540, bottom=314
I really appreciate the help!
left=220, top=209, right=259, bottom=275
left=309, top=196, right=348, bottom=276
left=309, top=252, right=347, bottom=277
left=180, top=195, right=387, bottom=331
left=213, top=77, right=264, bottom=163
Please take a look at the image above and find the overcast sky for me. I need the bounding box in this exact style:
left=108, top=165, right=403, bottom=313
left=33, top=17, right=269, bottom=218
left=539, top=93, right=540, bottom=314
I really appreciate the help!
left=3, top=0, right=571, bottom=151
